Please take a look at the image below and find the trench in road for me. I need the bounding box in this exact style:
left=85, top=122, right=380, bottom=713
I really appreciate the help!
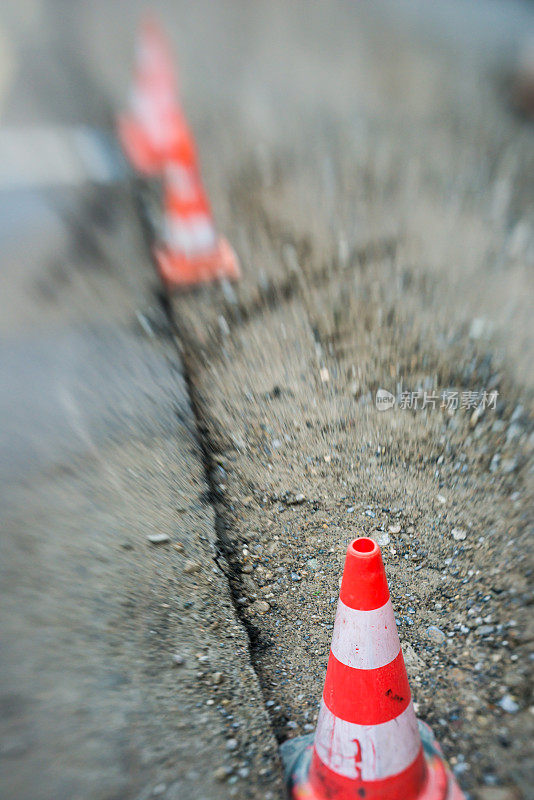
left=154, top=270, right=288, bottom=744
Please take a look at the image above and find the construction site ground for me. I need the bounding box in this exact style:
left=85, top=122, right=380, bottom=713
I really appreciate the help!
left=0, top=3, right=532, bottom=800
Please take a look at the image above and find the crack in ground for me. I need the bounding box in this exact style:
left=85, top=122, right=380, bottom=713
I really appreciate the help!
left=152, top=286, right=284, bottom=744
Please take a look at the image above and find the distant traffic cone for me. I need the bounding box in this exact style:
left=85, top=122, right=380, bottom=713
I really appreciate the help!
left=280, top=537, right=465, bottom=800
left=153, top=145, right=240, bottom=288
left=117, top=16, right=184, bottom=174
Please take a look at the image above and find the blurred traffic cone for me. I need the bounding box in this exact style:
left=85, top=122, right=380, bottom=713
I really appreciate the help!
left=280, top=537, right=465, bottom=800
left=154, top=145, right=240, bottom=288
left=117, top=16, right=184, bottom=174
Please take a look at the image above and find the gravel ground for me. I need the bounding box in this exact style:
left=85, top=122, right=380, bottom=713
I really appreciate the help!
left=161, top=3, right=534, bottom=797
left=1, top=2, right=532, bottom=799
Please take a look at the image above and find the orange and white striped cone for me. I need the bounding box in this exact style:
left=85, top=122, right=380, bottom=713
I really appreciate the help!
left=117, top=16, right=184, bottom=174
left=153, top=143, right=240, bottom=289
left=280, top=537, right=465, bottom=800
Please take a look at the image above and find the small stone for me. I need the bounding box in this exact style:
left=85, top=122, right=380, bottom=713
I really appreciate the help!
left=511, top=404, right=524, bottom=422
left=172, top=653, right=185, bottom=667
left=212, top=672, right=224, bottom=685
left=402, top=642, right=424, bottom=669
left=252, top=600, right=270, bottom=614
left=388, top=523, right=401, bottom=534
left=437, top=494, right=447, bottom=504
left=502, top=458, right=518, bottom=474
left=426, top=625, right=446, bottom=644
left=226, top=738, right=238, bottom=751
left=291, top=572, right=301, bottom=581
left=451, top=528, right=467, bottom=541
left=376, top=532, right=390, bottom=547
left=306, top=558, right=320, bottom=571
left=237, top=767, right=250, bottom=779
left=470, top=317, right=487, bottom=340
left=506, top=423, right=522, bottom=443
left=498, top=694, right=519, bottom=713
left=476, top=625, right=494, bottom=636
left=147, top=533, right=170, bottom=545
left=218, top=315, right=230, bottom=337
left=320, top=367, right=330, bottom=383
left=152, top=784, right=166, bottom=796
left=184, top=560, right=201, bottom=574
left=214, top=766, right=230, bottom=782
left=242, top=563, right=253, bottom=574
left=287, top=493, right=306, bottom=505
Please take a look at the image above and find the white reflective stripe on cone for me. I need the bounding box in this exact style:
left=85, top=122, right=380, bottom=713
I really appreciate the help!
left=166, top=164, right=197, bottom=200
left=314, top=700, right=421, bottom=781
left=330, top=598, right=401, bottom=670
left=130, top=89, right=172, bottom=149
left=165, top=215, right=216, bottom=255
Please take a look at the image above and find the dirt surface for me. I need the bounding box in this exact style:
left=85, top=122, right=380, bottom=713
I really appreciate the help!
left=1, top=2, right=533, bottom=800
left=159, top=2, right=534, bottom=798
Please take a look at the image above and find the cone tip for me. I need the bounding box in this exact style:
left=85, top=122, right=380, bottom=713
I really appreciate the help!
left=340, top=536, right=389, bottom=610
left=349, top=536, right=379, bottom=557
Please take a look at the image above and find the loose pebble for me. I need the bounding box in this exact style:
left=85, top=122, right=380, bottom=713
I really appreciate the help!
left=252, top=600, right=270, bottom=614
left=147, top=533, right=170, bottom=545
left=451, top=528, right=467, bottom=541
left=184, top=560, right=201, bottom=574
left=498, top=694, right=519, bottom=713
left=388, top=523, right=401, bottom=534
left=426, top=625, right=446, bottom=644
left=214, top=766, right=231, bottom=782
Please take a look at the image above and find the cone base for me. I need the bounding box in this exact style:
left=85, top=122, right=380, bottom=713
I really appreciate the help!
left=154, top=237, right=241, bottom=289
left=280, top=722, right=465, bottom=800
left=117, top=115, right=164, bottom=175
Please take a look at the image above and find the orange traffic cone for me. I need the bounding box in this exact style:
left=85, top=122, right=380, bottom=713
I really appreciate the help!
left=117, top=16, right=184, bottom=174
left=280, top=537, right=465, bottom=800
left=153, top=141, right=240, bottom=289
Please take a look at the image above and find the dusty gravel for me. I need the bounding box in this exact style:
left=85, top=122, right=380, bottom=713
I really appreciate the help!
left=2, top=2, right=532, bottom=800
left=162, top=3, right=534, bottom=798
